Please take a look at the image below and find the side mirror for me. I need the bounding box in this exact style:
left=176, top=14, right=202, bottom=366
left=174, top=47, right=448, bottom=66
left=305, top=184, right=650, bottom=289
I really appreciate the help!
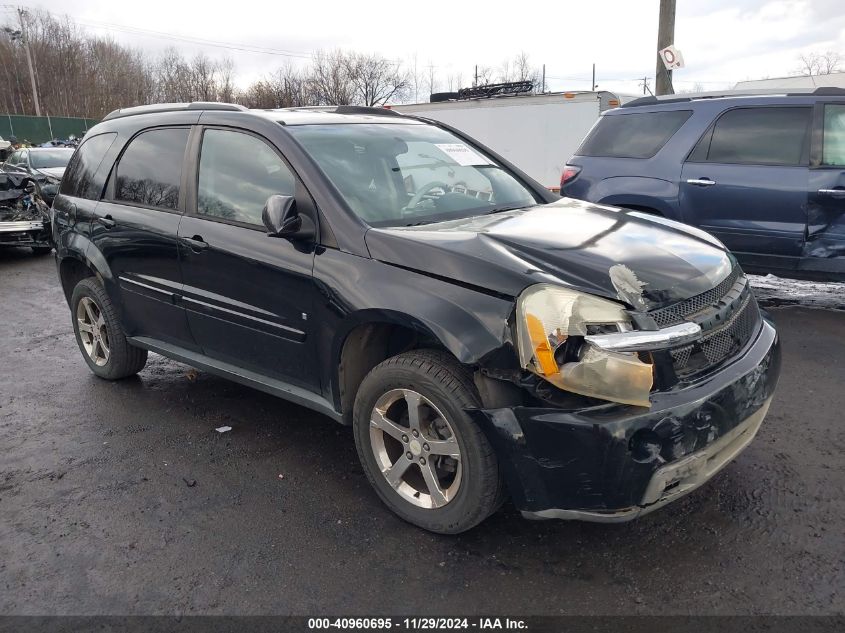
left=262, top=194, right=315, bottom=242
left=262, top=194, right=300, bottom=237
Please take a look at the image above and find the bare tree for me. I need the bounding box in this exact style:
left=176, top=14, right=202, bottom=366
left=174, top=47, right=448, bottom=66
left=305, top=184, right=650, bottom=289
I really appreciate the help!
left=446, top=72, right=464, bottom=92
left=795, top=51, right=843, bottom=76
left=346, top=52, right=409, bottom=106
left=236, top=63, right=315, bottom=108
left=474, top=66, right=494, bottom=86
left=408, top=53, right=420, bottom=103
left=0, top=9, right=414, bottom=118
left=424, top=61, right=439, bottom=99
left=497, top=52, right=541, bottom=88
left=310, top=50, right=354, bottom=105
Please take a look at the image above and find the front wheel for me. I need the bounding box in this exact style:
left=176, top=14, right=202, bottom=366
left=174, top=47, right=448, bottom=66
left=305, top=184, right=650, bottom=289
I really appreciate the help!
left=353, top=350, right=505, bottom=534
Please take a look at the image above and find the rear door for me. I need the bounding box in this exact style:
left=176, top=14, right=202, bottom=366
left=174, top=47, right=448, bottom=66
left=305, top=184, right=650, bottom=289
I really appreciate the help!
left=177, top=126, right=319, bottom=390
left=806, top=101, right=845, bottom=262
left=92, top=126, right=197, bottom=349
left=680, top=106, right=812, bottom=268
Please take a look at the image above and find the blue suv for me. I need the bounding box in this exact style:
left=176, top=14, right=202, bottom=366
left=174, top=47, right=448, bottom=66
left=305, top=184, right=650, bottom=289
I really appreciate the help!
left=561, top=88, right=845, bottom=280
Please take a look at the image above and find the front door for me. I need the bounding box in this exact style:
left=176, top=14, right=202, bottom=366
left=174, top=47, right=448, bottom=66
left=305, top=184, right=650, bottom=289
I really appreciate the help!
left=177, top=127, right=319, bottom=390
left=680, top=106, right=812, bottom=271
left=91, top=126, right=196, bottom=349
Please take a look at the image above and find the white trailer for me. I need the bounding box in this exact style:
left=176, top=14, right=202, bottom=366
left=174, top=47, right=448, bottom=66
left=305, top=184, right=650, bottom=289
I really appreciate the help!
left=394, top=91, right=630, bottom=191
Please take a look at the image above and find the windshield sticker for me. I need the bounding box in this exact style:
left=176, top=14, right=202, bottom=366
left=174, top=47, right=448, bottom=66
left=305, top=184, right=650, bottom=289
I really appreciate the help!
left=434, top=143, right=493, bottom=167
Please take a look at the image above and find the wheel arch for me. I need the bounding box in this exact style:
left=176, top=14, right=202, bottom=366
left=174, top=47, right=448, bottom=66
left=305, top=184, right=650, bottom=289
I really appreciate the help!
left=333, top=311, right=456, bottom=425
left=57, top=237, right=115, bottom=307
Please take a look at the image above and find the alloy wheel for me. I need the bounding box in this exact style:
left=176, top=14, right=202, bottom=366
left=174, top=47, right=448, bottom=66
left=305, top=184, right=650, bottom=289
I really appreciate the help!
left=369, top=388, right=462, bottom=509
left=76, top=296, right=110, bottom=366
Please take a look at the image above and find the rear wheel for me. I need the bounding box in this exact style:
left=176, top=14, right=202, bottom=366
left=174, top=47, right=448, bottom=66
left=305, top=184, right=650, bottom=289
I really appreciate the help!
left=353, top=350, right=505, bottom=533
left=71, top=278, right=147, bottom=379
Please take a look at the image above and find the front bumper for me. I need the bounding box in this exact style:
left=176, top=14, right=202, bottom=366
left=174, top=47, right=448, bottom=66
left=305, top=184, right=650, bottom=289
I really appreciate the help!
left=0, top=220, right=51, bottom=247
left=470, top=318, right=781, bottom=521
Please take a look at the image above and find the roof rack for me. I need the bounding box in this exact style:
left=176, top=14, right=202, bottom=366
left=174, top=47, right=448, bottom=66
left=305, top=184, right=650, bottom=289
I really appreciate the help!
left=333, top=105, right=403, bottom=117
left=621, top=86, right=845, bottom=108
left=102, top=102, right=248, bottom=121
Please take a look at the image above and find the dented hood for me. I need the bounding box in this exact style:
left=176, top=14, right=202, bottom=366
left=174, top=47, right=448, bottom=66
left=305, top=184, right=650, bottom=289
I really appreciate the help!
left=364, top=198, right=735, bottom=310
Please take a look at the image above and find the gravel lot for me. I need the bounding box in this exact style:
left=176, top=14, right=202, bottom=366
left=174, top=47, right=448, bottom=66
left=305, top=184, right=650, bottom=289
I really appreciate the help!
left=1, top=249, right=843, bottom=616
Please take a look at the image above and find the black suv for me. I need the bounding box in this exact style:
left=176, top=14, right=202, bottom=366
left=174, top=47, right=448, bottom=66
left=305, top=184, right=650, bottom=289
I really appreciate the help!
left=53, top=102, right=781, bottom=533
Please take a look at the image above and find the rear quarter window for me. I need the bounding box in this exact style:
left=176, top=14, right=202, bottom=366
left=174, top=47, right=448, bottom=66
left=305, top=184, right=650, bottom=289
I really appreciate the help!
left=576, top=110, right=692, bottom=159
left=60, top=133, right=118, bottom=200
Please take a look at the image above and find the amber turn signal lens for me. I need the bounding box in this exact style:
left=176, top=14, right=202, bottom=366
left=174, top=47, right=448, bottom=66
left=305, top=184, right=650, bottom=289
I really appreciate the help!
left=525, top=313, right=559, bottom=376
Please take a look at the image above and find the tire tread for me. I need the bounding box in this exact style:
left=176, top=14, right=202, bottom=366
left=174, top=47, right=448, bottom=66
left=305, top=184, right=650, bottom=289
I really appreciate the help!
left=72, top=278, right=147, bottom=379
left=353, top=349, right=506, bottom=533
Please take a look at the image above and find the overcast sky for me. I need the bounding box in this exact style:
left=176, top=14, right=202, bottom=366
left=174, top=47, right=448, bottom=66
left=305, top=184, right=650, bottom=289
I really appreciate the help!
left=8, top=0, right=845, bottom=99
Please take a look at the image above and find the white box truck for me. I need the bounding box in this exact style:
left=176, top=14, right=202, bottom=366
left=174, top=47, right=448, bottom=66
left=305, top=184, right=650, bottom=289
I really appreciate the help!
left=394, top=91, right=631, bottom=192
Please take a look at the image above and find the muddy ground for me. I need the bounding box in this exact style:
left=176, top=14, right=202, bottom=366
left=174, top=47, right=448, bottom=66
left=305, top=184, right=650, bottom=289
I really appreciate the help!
left=0, top=249, right=842, bottom=615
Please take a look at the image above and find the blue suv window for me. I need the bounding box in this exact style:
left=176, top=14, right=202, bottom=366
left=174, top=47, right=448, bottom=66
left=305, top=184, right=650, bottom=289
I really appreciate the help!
left=822, top=104, right=845, bottom=167
left=690, top=107, right=811, bottom=166
left=577, top=110, right=692, bottom=159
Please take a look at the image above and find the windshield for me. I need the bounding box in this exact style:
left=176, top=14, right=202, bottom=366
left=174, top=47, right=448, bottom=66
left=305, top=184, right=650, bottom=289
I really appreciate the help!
left=30, top=149, right=74, bottom=169
left=288, top=123, right=538, bottom=226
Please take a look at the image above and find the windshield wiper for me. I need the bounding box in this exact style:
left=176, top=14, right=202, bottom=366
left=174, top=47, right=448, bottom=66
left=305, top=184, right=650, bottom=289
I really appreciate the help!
left=486, top=204, right=528, bottom=214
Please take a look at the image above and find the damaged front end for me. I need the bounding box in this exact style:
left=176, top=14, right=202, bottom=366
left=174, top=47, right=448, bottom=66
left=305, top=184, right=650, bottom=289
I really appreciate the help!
left=472, top=264, right=781, bottom=520
left=0, top=180, right=52, bottom=249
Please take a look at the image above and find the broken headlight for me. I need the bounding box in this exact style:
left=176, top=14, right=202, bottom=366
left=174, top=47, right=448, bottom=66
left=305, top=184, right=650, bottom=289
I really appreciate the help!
left=515, top=284, right=653, bottom=407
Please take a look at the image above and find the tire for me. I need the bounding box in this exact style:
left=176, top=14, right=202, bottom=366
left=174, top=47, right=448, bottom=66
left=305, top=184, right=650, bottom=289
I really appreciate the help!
left=31, top=245, right=52, bottom=255
left=429, top=91, right=459, bottom=103
left=353, top=350, right=506, bottom=534
left=70, top=277, right=148, bottom=379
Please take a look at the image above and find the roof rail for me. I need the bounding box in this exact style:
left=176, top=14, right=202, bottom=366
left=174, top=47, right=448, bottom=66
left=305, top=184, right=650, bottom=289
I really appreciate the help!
left=621, top=86, right=845, bottom=108
left=102, top=102, right=248, bottom=121
left=788, top=86, right=845, bottom=96
left=333, top=105, right=403, bottom=117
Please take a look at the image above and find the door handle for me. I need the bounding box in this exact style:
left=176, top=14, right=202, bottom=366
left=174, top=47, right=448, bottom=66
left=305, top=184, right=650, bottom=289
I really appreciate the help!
left=182, top=235, right=208, bottom=253
left=818, top=188, right=845, bottom=197
left=96, top=214, right=116, bottom=229
left=686, top=178, right=716, bottom=187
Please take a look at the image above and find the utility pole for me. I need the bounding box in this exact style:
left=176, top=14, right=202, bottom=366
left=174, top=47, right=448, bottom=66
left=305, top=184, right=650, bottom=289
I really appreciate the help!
left=591, top=63, right=596, bottom=91
left=474, top=65, right=478, bottom=87
left=541, top=64, right=545, bottom=93
left=18, top=8, right=41, bottom=116
left=655, top=0, right=676, bottom=95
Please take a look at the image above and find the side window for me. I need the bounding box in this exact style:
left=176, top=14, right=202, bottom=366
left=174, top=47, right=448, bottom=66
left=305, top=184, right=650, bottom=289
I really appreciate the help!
left=197, top=129, right=295, bottom=226
left=59, top=133, right=117, bottom=200
left=7, top=151, right=20, bottom=165
left=114, top=127, right=189, bottom=211
left=822, top=104, right=845, bottom=167
left=696, top=107, right=811, bottom=166
left=576, top=110, right=692, bottom=159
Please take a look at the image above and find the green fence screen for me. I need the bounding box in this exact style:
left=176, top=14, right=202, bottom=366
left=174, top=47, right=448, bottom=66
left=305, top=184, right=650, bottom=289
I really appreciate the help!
left=0, top=114, right=98, bottom=144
